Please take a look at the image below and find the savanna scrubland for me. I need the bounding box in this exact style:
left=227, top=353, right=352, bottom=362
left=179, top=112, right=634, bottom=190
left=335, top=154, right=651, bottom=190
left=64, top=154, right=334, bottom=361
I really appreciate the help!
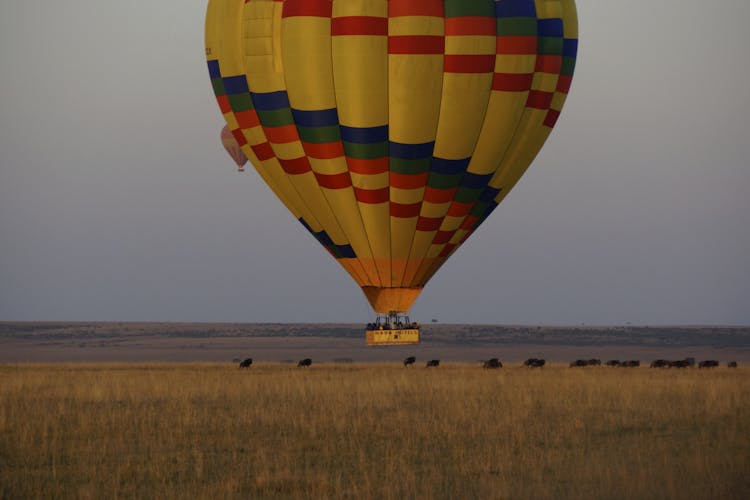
left=1, top=363, right=748, bottom=499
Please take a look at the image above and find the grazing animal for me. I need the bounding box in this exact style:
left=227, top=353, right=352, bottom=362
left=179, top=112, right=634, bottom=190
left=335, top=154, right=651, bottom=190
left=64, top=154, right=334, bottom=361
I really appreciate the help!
left=297, top=358, right=312, bottom=368
left=426, top=359, right=440, bottom=368
left=699, top=360, right=719, bottom=368
left=606, top=360, right=621, bottom=367
left=524, top=358, right=545, bottom=368
left=403, top=356, right=416, bottom=367
left=650, top=359, right=669, bottom=368
left=587, top=359, right=602, bottom=366
left=483, top=358, right=502, bottom=369
left=622, top=360, right=640, bottom=368
left=728, top=361, right=738, bottom=368
left=570, top=359, right=588, bottom=367
left=239, top=358, right=253, bottom=369
left=669, top=359, right=690, bottom=369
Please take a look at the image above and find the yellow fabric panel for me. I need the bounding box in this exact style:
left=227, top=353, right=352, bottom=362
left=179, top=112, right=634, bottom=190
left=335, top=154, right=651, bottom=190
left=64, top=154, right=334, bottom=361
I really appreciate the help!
left=243, top=1, right=284, bottom=94
left=532, top=72, right=560, bottom=93
left=432, top=73, right=493, bottom=159
left=401, top=231, right=435, bottom=285
left=242, top=0, right=356, bottom=253
left=441, top=216, right=464, bottom=232
left=390, top=187, right=426, bottom=205
left=562, top=0, right=579, bottom=38
left=357, top=204, right=392, bottom=287
left=334, top=0, right=386, bottom=18
left=330, top=0, right=391, bottom=286
left=331, top=44, right=387, bottom=126
left=445, top=36, right=495, bottom=56
left=494, top=54, right=536, bottom=73
left=309, top=157, right=348, bottom=176
left=221, top=111, right=239, bottom=131
left=449, top=229, right=469, bottom=245
left=388, top=54, right=443, bottom=144
left=350, top=172, right=388, bottom=190
left=207, top=0, right=306, bottom=222
left=280, top=11, right=378, bottom=279
left=551, top=91, right=567, bottom=111
left=420, top=201, right=452, bottom=218
left=388, top=16, right=443, bottom=36
left=281, top=17, right=335, bottom=109
left=331, top=1, right=388, bottom=127
left=465, top=92, right=528, bottom=175
left=269, top=141, right=305, bottom=161
left=536, top=0, right=563, bottom=18
left=390, top=218, right=419, bottom=282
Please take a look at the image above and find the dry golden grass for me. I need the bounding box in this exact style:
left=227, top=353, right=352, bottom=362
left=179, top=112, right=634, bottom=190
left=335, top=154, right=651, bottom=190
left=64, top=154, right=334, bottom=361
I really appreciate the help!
left=1, top=363, right=748, bottom=499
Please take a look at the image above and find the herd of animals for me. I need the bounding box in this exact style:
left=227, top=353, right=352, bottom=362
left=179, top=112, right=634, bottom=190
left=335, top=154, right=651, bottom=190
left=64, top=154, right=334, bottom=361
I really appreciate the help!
left=236, top=357, right=739, bottom=369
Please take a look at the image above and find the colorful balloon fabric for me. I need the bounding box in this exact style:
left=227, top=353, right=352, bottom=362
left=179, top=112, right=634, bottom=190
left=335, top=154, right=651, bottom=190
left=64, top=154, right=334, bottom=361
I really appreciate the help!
left=205, top=0, right=578, bottom=314
left=221, top=125, right=249, bottom=171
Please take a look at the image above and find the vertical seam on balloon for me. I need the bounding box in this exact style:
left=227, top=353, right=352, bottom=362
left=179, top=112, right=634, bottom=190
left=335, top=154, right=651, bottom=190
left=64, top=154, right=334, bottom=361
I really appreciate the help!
left=278, top=1, right=372, bottom=286
left=407, top=0, right=497, bottom=286
left=245, top=0, right=368, bottom=285
left=397, top=1, right=446, bottom=288
left=327, top=4, right=384, bottom=289
left=440, top=0, right=572, bottom=266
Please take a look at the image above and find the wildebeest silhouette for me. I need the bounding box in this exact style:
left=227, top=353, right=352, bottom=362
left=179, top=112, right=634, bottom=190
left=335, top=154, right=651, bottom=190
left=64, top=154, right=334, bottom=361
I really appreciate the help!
left=606, top=360, right=621, bottom=367
left=239, top=358, right=253, bottom=369
left=698, top=360, right=719, bottom=368
left=524, top=358, right=545, bottom=368
left=403, top=356, right=416, bottom=367
left=483, top=358, right=502, bottom=369
left=570, top=359, right=588, bottom=367
left=426, top=359, right=440, bottom=368
left=669, top=359, right=691, bottom=368
left=587, top=359, right=602, bottom=366
left=297, top=358, right=312, bottom=367
left=728, top=361, right=738, bottom=368
left=650, top=359, right=669, bottom=368
left=622, top=360, right=640, bottom=368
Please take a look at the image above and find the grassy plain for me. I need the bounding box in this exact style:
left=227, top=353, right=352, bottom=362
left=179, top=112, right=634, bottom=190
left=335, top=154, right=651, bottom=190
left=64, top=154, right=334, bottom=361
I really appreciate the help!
left=1, top=363, right=748, bottom=499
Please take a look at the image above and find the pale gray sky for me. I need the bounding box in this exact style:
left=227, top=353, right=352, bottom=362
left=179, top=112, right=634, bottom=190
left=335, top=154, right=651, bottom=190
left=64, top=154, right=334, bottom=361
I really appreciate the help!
left=1, top=1, right=748, bottom=325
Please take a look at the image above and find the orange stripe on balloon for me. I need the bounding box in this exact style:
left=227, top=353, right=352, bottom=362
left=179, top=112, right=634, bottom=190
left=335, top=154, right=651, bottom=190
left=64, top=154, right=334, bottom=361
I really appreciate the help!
left=314, top=171, right=352, bottom=189
left=303, top=141, right=345, bottom=159
left=492, top=73, right=533, bottom=91
left=251, top=142, right=275, bottom=161
left=264, top=125, right=299, bottom=144
left=423, top=187, right=457, bottom=204
left=348, top=157, right=389, bottom=175
left=331, top=16, right=387, bottom=36
left=497, top=36, right=537, bottom=54
left=535, top=55, right=562, bottom=74
left=354, top=187, right=389, bottom=204
left=444, top=54, right=495, bottom=73
left=279, top=156, right=312, bottom=175
left=282, top=0, right=331, bottom=18
left=389, top=0, right=442, bottom=17
left=390, top=172, right=428, bottom=190
left=388, top=36, right=444, bottom=55
left=445, top=16, right=495, bottom=36
left=416, top=216, right=442, bottom=231
left=446, top=202, right=472, bottom=217
left=391, top=202, right=421, bottom=218
left=235, top=109, right=260, bottom=129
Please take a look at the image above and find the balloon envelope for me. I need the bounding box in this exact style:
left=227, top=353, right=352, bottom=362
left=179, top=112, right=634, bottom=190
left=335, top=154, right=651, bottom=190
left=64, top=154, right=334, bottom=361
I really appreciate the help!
left=220, top=125, right=248, bottom=171
left=205, top=0, right=578, bottom=313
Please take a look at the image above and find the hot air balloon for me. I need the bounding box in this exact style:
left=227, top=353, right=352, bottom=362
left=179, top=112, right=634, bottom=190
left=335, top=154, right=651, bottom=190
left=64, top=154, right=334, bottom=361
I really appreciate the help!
left=221, top=125, right=249, bottom=172
left=205, top=0, right=578, bottom=345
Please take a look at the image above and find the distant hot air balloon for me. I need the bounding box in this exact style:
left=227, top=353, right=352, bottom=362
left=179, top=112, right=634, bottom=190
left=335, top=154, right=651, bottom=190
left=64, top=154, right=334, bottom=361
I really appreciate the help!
left=205, top=0, right=578, bottom=344
left=220, top=125, right=248, bottom=172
